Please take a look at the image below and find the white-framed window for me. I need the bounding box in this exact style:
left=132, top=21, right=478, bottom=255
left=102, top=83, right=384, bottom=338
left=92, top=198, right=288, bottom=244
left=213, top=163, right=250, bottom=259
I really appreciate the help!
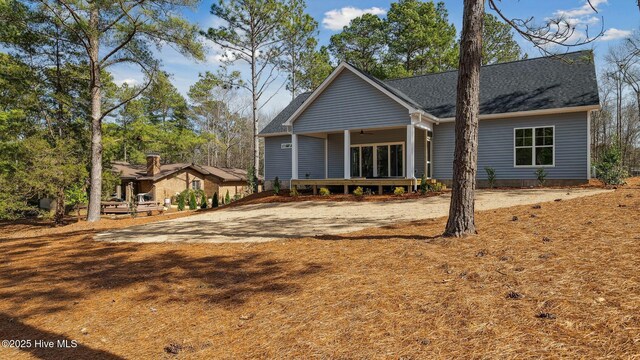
left=191, top=180, right=201, bottom=190
left=350, top=142, right=404, bottom=178
left=514, top=126, right=555, bottom=167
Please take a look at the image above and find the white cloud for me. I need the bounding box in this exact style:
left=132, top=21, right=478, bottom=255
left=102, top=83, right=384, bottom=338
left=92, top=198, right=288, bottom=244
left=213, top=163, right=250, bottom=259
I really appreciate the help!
left=546, top=0, right=612, bottom=46
left=114, top=78, right=138, bottom=86
left=203, top=41, right=232, bottom=64
left=322, top=6, right=386, bottom=31
left=555, top=0, right=607, bottom=18
left=600, top=28, right=633, bottom=41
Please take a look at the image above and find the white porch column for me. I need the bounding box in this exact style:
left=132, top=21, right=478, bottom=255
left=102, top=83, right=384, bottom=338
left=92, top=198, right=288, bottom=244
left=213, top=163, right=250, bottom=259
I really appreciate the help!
left=406, top=124, right=415, bottom=179
left=291, top=133, right=298, bottom=180
left=343, top=130, right=351, bottom=179
left=324, top=137, right=329, bottom=178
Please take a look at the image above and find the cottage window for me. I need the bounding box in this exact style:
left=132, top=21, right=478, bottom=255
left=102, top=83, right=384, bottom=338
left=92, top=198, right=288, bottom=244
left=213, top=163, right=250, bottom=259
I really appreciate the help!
left=191, top=180, right=201, bottom=190
left=514, top=126, right=554, bottom=167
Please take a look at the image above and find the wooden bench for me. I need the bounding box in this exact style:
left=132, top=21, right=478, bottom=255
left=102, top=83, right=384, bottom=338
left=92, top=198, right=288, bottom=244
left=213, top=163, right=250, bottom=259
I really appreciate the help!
left=101, top=201, right=164, bottom=216
left=101, top=202, right=130, bottom=215
left=136, top=201, right=165, bottom=216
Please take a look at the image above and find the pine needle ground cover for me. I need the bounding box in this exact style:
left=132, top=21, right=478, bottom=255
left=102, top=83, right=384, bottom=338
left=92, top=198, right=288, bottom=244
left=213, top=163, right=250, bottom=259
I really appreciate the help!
left=0, top=180, right=638, bottom=359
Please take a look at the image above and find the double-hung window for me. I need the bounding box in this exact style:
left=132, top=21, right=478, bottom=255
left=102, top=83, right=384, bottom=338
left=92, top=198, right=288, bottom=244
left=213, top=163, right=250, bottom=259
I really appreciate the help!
left=514, top=126, right=554, bottom=167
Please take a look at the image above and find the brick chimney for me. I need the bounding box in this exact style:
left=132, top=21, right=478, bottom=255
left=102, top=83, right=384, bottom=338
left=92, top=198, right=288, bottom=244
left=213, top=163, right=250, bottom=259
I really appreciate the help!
left=146, top=154, right=161, bottom=176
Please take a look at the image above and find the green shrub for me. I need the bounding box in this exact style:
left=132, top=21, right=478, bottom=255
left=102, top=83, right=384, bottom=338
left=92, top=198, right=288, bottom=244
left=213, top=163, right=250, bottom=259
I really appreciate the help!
left=485, top=167, right=496, bottom=188
left=432, top=182, right=443, bottom=192
left=225, top=190, right=230, bottom=204
left=273, top=176, right=281, bottom=195
left=419, top=174, right=428, bottom=194
left=394, top=187, right=405, bottom=196
left=189, top=191, right=197, bottom=210
left=353, top=186, right=364, bottom=197
left=596, top=145, right=628, bottom=185
left=200, top=193, right=207, bottom=209
left=212, top=192, right=219, bottom=208
left=535, top=168, right=548, bottom=186
left=319, top=187, right=330, bottom=196
left=247, top=166, right=257, bottom=193
left=177, top=193, right=185, bottom=211
left=65, top=183, right=87, bottom=220
left=290, top=187, right=299, bottom=197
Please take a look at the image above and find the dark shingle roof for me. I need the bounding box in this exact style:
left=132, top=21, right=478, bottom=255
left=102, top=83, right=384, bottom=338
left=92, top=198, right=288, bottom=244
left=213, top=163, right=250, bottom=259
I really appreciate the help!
left=259, top=50, right=599, bottom=133
left=385, top=50, right=599, bottom=118
left=259, top=92, right=311, bottom=135
left=112, top=162, right=248, bottom=182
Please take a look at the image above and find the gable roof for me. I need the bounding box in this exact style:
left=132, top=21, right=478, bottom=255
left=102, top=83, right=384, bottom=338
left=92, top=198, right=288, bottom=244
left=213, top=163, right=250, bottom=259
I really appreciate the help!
left=112, top=162, right=249, bottom=182
left=259, top=50, right=600, bottom=135
left=266, top=62, right=436, bottom=133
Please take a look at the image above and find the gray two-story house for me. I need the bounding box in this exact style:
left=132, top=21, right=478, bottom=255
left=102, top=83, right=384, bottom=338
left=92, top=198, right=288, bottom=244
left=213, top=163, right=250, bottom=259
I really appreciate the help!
left=259, top=50, right=600, bottom=193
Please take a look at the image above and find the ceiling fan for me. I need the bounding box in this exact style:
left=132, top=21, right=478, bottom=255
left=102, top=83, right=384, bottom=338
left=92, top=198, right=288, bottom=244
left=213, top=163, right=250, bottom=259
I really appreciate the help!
left=359, top=129, right=375, bottom=135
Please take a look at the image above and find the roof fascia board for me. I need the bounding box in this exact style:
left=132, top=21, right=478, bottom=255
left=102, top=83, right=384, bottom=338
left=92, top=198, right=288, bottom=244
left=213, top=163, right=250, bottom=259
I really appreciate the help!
left=437, top=105, right=601, bottom=122
left=257, top=132, right=291, bottom=138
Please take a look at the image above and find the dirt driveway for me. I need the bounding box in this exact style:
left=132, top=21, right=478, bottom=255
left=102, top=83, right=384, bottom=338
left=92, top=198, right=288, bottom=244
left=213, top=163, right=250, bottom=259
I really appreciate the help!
left=96, top=188, right=609, bottom=243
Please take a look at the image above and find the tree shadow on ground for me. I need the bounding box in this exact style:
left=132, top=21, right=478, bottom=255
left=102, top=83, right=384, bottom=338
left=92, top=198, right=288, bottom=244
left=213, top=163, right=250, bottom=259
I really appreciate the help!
left=0, top=230, right=325, bottom=318
left=0, top=312, right=124, bottom=360
left=94, top=213, right=418, bottom=243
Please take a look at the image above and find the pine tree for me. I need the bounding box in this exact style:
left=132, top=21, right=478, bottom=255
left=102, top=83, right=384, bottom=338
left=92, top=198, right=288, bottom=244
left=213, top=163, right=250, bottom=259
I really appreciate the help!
left=189, top=192, right=197, bottom=210
left=200, top=193, right=208, bottom=209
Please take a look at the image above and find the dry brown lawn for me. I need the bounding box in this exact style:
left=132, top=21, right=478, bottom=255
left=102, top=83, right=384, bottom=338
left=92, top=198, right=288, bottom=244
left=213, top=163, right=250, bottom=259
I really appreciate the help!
left=0, top=180, right=639, bottom=359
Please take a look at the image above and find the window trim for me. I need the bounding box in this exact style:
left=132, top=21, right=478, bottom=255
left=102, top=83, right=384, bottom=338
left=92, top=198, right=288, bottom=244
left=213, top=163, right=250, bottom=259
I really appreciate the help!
left=513, top=126, right=556, bottom=168
left=350, top=141, right=405, bottom=178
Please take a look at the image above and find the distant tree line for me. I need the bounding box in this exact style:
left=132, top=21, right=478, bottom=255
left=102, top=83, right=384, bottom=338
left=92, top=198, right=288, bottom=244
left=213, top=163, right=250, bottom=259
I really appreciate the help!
left=592, top=31, right=640, bottom=174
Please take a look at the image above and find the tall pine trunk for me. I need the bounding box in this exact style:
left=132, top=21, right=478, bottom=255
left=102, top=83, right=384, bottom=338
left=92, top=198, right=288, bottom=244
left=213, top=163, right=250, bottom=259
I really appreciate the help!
left=87, top=8, right=103, bottom=222
left=251, top=51, right=260, bottom=192
left=444, top=0, right=484, bottom=237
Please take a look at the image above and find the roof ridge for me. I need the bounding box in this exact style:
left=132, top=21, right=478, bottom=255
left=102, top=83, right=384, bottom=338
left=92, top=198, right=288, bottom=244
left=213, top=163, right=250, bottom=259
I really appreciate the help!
left=384, top=50, right=592, bottom=82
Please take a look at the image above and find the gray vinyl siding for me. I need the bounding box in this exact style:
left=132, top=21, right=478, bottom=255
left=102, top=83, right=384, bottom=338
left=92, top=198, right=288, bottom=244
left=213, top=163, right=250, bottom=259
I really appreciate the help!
left=298, top=135, right=325, bottom=179
left=433, top=112, right=588, bottom=180
left=327, top=133, right=344, bottom=178
left=293, top=70, right=411, bottom=133
left=264, top=135, right=291, bottom=180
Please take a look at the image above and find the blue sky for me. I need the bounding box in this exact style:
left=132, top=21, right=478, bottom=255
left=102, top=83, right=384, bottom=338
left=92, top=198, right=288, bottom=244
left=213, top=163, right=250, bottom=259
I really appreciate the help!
left=111, top=0, right=639, bottom=114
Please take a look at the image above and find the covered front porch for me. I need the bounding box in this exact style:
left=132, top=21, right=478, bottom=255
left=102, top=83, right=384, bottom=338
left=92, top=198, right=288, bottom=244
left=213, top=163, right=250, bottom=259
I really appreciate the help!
left=290, top=118, right=434, bottom=194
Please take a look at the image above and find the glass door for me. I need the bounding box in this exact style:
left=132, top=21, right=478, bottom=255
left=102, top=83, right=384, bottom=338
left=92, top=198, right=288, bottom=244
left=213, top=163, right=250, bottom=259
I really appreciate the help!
left=350, top=147, right=360, bottom=177
left=361, top=146, right=374, bottom=178
left=377, top=146, right=389, bottom=177
left=352, top=143, right=404, bottom=178
left=390, top=144, right=403, bottom=177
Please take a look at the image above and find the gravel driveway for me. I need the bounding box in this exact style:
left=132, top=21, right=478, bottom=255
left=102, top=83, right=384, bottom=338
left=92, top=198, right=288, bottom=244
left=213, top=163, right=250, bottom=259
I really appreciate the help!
left=96, top=188, right=608, bottom=243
